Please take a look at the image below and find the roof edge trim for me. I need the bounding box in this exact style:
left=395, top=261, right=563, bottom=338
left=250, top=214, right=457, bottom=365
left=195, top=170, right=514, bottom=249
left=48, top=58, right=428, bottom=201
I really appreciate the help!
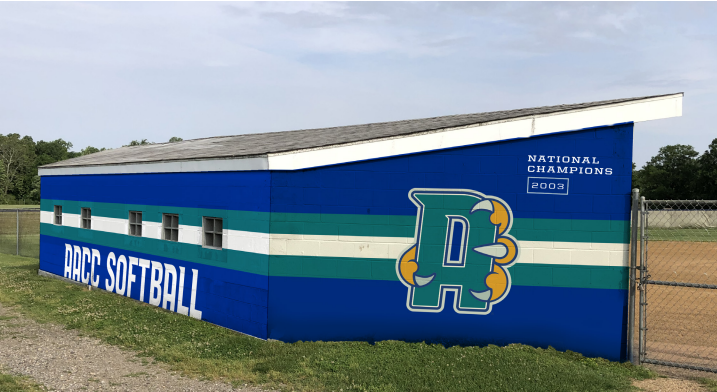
left=38, top=156, right=268, bottom=177
left=267, top=93, right=682, bottom=170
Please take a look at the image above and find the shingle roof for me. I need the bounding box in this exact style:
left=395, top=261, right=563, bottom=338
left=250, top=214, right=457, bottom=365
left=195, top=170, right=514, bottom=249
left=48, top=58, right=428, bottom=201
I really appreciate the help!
left=41, top=93, right=680, bottom=168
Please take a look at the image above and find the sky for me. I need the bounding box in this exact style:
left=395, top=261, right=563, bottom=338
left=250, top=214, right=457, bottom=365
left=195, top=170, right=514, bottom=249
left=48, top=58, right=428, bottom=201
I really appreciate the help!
left=0, top=2, right=715, bottom=168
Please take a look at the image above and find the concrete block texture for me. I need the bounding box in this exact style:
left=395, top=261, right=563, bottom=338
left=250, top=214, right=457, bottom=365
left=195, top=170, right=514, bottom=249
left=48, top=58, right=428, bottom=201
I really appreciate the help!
left=38, top=123, right=634, bottom=359
left=265, top=124, right=634, bottom=362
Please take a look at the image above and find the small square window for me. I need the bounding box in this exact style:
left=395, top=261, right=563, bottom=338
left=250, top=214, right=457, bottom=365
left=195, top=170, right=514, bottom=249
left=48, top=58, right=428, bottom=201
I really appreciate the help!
left=203, top=217, right=223, bottom=249
left=54, top=205, right=62, bottom=225
left=162, top=213, right=179, bottom=242
left=81, top=208, right=91, bottom=229
left=129, top=211, right=142, bottom=237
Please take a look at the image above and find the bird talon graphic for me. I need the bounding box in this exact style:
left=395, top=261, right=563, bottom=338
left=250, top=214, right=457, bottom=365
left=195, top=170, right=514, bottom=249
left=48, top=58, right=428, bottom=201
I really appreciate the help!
left=398, top=245, right=435, bottom=287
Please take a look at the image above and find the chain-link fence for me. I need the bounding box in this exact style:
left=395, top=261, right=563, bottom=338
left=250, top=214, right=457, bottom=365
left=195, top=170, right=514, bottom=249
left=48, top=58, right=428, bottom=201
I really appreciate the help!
left=0, top=209, right=40, bottom=259
left=639, top=199, right=717, bottom=372
left=4, top=201, right=714, bottom=371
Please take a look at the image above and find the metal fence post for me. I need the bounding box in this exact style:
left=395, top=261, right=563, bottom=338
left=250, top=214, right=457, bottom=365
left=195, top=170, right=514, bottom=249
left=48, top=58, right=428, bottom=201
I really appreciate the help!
left=638, top=196, right=647, bottom=365
left=628, top=188, right=639, bottom=364
left=16, top=209, right=19, bottom=256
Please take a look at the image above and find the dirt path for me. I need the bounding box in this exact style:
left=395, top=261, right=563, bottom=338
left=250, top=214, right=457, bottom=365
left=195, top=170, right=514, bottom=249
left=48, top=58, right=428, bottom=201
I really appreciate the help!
left=1, top=302, right=713, bottom=392
left=633, top=377, right=708, bottom=392
left=0, top=303, right=266, bottom=392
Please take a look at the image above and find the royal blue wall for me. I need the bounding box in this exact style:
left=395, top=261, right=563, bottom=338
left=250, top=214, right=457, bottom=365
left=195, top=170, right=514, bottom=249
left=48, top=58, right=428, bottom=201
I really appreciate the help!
left=42, top=171, right=271, bottom=211
left=39, top=123, right=634, bottom=360
left=40, top=235, right=268, bottom=338
left=269, top=125, right=632, bottom=220
left=40, top=171, right=272, bottom=339
left=269, top=277, right=627, bottom=360
left=267, top=124, right=634, bottom=361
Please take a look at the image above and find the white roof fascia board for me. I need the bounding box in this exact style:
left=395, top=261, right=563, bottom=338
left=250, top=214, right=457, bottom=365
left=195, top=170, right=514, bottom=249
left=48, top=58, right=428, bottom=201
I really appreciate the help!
left=268, top=119, right=533, bottom=171
left=268, top=93, right=682, bottom=171
left=533, top=94, right=682, bottom=136
left=38, top=156, right=268, bottom=177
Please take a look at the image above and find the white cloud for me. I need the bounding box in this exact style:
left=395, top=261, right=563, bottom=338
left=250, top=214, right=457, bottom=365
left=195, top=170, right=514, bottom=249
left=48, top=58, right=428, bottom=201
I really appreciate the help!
left=0, top=2, right=715, bottom=166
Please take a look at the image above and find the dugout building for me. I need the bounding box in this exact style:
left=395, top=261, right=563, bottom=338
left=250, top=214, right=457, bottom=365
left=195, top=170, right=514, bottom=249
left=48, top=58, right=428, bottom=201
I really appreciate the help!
left=38, top=93, right=683, bottom=361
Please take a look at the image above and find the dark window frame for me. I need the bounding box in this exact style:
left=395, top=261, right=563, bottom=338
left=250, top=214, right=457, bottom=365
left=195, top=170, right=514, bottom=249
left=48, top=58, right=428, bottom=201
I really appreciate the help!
left=54, top=205, right=62, bottom=225
left=129, top=211, right=143, bottom=237
left=162, top=213, right=179, bottom=242
left=202, top=217, right=223, bottom=250
left=81, top=208, right=91, bottom=229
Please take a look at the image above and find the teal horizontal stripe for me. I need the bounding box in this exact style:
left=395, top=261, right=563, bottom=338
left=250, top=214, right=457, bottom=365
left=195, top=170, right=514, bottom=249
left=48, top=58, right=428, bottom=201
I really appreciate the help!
left=270, top=213, right=416, bottom=238
left=43, top=199, right=629, bottom=244
left=268, top=255, right=628, bottom=290
left=41, top=224, right=268, bottom=275
left=271, top=212, right=629, bottom=244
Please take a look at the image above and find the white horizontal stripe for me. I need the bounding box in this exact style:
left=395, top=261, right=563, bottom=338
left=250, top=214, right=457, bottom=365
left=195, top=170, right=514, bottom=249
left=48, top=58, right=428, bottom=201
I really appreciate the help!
left=44, top=219, right=627, bottom=267
left=227, top=230, right=271, bottom=255
left=38, top=94, right=682, bottom=176
left=63, top=213, right=81, bottom=228
left=267, top=234, right=628, bottom=267
left=93, top=216, right=127, bottom=234
left=143, top=221, right=162, bottom=240
left=522, top=240, right=628, bottom=252
left=40, top=210, right=54, bottom=224
left=178, top=224, right=201, bottom=245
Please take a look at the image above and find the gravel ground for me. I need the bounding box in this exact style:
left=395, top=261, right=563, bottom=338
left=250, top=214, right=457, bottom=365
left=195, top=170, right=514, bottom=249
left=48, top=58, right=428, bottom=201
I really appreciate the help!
left=633, top=377, right=708, bottom=392
left=0, top=303, right=267, bottom=392
left=645, top=363, right=717, bottom=381
left=3, top=299, right=713, bottom=392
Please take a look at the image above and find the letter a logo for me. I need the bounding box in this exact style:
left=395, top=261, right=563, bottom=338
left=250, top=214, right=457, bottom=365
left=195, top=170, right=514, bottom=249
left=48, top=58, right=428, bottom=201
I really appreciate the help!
left=396, top=189, right=519, bottom=314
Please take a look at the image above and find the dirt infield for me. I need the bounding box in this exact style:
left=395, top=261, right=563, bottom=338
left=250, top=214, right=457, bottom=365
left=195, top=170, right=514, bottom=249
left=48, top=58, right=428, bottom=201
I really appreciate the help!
left=637, top=241, right=717, bottom=371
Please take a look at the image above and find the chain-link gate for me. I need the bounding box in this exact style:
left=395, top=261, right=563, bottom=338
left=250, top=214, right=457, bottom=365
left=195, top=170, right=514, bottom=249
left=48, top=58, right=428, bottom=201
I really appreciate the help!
left=638, top=199, right=717, bottom=372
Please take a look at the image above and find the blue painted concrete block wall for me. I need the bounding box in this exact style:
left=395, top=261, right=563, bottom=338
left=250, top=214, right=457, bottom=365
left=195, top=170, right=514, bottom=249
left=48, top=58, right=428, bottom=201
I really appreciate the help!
left=38, top=123, right=634, bottom=361
left=39, top=172, right=272, bottom=339
left=266, top=124, right=633, bottom=361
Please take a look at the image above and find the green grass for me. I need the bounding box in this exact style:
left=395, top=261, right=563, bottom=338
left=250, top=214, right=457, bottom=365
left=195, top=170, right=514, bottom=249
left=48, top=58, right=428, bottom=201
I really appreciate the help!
left=0, top=205, right=39, bottom=210
left=0, top=254, right=653, bottom=392
left=0, top=369, right=44, bottom=392
left=700, top=378, right=717, bottom=392
left=647, top=228, right=717, bottom=242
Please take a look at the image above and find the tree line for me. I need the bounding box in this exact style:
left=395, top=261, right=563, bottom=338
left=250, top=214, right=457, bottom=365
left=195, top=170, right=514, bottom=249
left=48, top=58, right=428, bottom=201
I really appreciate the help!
left=633, top=138, right=717, bottom=200
left=0, top=135, right=182, bottom=204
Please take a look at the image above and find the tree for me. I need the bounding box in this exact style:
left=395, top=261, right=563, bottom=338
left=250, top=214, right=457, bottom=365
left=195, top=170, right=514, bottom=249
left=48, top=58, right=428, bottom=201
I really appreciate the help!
left=631, top=162, right=640, bottom=190
left=26, top=174, right=41, bottom=202
left=0, top=134, right=36, bottom=200
left=697, top=138, right=717, bottom=199
left=0, top=135, right=112, bottom=204
left=35, top=139, right=76, bottom=166
left=168, top=137, right=183, bottom=143
left=22, top=138, right=80, bottom=203
left=638, top=144, right=700, bottom=199
left=124, top=139, right=152, bottom=147
left=81, top=146, right=105, bottom=155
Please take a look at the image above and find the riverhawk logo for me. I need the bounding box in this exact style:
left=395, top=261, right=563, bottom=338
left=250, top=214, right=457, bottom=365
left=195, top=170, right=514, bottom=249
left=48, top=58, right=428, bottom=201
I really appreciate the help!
left=396, top=189, right=519, bottom=314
